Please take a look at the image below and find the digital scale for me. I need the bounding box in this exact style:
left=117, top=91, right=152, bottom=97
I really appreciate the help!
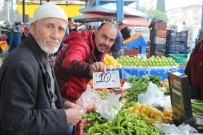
left=168, top=71, right=203, bottom=133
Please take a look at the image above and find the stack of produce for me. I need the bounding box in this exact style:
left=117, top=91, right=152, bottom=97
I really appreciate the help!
left=102, top=54, right=120, bottom=67
left=123, top=75, right=161, bottom=104
left=191, top=99, right=203, bottom=118
left=83, top=109, right=160, bottom=135
left=0, top=41, right=8, bottom=51
left=118, top=55, right=177, bottom=67
left=123, top=33, right=141, bottom=45
left=127, top=103, right=173, bottom=125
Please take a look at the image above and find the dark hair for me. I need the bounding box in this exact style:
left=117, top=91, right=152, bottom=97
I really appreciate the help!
left=68, top=18, right=72, bottom=21
left=119, top=22, right=124, bottom=25
left=97, top=21, right=115, bottom=30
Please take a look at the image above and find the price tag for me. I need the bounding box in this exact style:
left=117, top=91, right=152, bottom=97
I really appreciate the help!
left=93, top=70, right=120, bottom=89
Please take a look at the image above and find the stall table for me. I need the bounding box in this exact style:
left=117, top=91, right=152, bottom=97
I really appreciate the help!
left=107, top=67, right=185, bottom=80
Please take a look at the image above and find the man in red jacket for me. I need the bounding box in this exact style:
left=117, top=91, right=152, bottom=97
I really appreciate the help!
left=54, top=22, right=117, bottom=103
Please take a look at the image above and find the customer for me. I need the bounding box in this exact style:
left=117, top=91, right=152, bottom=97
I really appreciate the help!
left=54, top=22, right=117, bottom=103
left=118, top=22, right=131, bottom=40
left=0, top=3, right=83, bottom=135
left=110, top=29, right=124, bottom=58
left=6, top=25, right=22, bottom=53
left=68, top=17, right=78, bottom=33
left=185, top=39, right=203, bottom=100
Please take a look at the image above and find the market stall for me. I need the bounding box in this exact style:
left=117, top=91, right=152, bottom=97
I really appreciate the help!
left=117, top=67, right=185, bottom=80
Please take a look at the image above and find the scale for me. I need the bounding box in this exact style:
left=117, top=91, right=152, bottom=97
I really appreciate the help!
left=168, top=71, right=203, bottom=133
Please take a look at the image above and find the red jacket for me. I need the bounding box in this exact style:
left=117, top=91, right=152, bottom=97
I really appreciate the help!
left=54, top=30, right=108, bottom=102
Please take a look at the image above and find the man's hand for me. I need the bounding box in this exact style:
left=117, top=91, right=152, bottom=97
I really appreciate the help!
left=64, top=100, right=82, bottom=110
left=64, top=108, right=84, bottom=125
left=89, top=62, right=106, bottom=76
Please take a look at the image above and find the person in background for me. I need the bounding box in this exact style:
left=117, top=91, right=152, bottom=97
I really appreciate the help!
left=118, top=22, right=131, bottom=40
left=6, top=26, right=22, bottom=53
left=54, top=22, right=117, bottom=103
left=68, top=17, right=78, bottom=33
left=21, top=26, right=30, bottom=41
left=185, top=39, right=203, bottom=100
left=0, top=3, right=84, bottom=135
left=110, top=29, right=124, bottom=59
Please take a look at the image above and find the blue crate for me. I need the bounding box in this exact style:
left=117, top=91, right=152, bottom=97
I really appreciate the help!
left=150, top=43, right=166, bottom=52
left=167, top=41, right=187, bottom=53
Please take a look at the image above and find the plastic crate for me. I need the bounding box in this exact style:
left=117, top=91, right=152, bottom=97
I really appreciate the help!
left=167, top=41, right=187, bottom=53
left=169, top=54, right=188, bottom=64
left=124, top=48, right=140, bottom=56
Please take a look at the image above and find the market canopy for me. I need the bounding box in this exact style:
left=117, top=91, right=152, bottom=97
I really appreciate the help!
left=80, top=3, right=147, bottom=19
left=123, top=19, right=150, bottom=27
left=73, top=14, right=112, bottom=22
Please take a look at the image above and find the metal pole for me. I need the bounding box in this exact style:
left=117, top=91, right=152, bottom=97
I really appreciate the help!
left=201, top=0, right=203, bottom=32
left=136, top=0, right=139, bottom=10
left=22, top=0, right=25, bottom=23
left=117, top=0, right=124, bottom=22
left=10, top=0, right=14, bottom=25
left=95, top=0, right=100, bottom=6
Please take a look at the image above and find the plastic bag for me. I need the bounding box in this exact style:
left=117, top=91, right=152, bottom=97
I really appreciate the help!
left=76, top=86, right=102, bottom=112
left=138, top=82, right=164, bottom=104
left=138, top=82, right=172, bottom=109
left=154, top=123, right=198, bottom=135
left=96, top=93, right=122, bottom=120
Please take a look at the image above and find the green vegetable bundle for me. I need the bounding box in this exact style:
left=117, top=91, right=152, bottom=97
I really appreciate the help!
left=84, top=109, right=160, bottom=135
left=191, top=99, right=203, bottom=118
left=124, top=75, right=162, bottom=103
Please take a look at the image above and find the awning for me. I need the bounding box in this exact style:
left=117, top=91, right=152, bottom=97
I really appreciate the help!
left=73, top=14, right=112, bottom=22
left=123, top=19, right=150, bottom=27
left=80, top=3, right=147, bottom=19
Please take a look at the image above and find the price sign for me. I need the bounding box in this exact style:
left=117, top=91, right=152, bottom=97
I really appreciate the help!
left=93, top=70, right=120, bottom=89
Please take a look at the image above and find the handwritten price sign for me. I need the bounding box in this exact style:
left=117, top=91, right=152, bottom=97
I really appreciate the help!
left=93, top=70, right=120, bottom=89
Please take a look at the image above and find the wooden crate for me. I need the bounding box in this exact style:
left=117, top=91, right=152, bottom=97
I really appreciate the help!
left=124, top=48, right=140, bottom=56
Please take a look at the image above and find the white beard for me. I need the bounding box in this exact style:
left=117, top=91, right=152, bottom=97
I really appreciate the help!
left=38, top=43, right=60, bottom=55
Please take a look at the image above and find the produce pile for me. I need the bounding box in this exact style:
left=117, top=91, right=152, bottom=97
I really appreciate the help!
left=83, top=108, right=161, bottom=135
left=81, top=75, right=172, bottom=134
left=123, top=34, right=141, bottom=45
left=102, top=55, right=178, bottom=68
left=191, top=99, right=203, bottom=118
left=123, top=75, right=162, bottom=103
left=118, top=55, right=177, bottom=67
left=0, top=41, right=9, bottom=51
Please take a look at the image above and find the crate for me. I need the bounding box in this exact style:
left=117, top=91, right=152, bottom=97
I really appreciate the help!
left=168, top=54, right=188, bottom=64
left=153, top=22, right=167, bottom=30
left=150, top=43, right=166, bottom=52
left=167, top=30, right=188, bottom=42
left=167, top=41, right=187, bottom=53
left=124, top=48, right=140, bottom=56
left=150, top=29, right=166, bottom=38
left=154, top=51, right=165, bottom=57
left=150, top=36, right=166, bottom=44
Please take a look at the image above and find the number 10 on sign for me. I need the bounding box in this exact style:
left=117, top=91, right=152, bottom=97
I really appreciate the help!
left=93, top=70, right=120, bottom=89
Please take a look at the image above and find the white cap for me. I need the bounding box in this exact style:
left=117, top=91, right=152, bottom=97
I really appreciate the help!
left=31, top=3, right=68, bottom=23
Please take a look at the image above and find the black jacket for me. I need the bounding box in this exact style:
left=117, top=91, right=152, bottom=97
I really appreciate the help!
left=0, top=35, right=67, bottom=135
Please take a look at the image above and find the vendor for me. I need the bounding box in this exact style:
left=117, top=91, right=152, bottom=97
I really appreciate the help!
left=185, top=39, right=203, bottom=100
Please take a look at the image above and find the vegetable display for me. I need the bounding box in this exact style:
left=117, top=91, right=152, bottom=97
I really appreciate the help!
left=83, top=109, right=161, bottom=135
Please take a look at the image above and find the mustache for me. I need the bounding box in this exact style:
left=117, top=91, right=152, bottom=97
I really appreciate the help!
left=100, top=43, right=109, bottom=48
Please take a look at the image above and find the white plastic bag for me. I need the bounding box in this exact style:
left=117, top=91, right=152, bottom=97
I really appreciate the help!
left=138, top=82, right=164, bottom=104
left=154, top=123, right=198, bottom=135
left=138, top=82, right=172, bottom=109
left=96, top=93, right=122, bottom=120
left=76, top=86, right=102, bottom=112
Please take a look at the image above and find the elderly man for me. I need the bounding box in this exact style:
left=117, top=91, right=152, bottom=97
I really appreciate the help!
left=0, top=3, right=83, bottom=135
left=54, top=22, right=117, bottom=103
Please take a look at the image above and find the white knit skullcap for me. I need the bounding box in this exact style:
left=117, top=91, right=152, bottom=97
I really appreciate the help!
left=31, top=3, right=68, bottom=23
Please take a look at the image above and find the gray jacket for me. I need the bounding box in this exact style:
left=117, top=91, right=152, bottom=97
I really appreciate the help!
left=0, top=35, right=67, bottom=135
